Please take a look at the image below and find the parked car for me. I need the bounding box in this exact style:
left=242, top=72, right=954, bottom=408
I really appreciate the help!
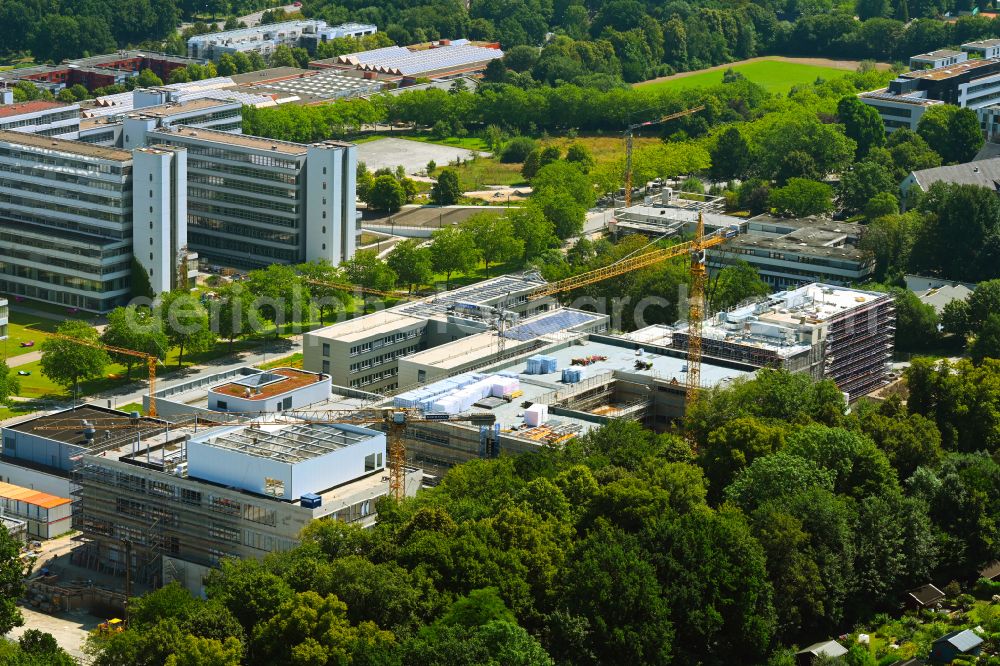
left=19, top=341, right=34, bottom=348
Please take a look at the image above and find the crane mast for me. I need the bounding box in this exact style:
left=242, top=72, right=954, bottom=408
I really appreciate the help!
left=686, top=213, right=707, bottom=407
left=623, top=105, right=705, bottom=207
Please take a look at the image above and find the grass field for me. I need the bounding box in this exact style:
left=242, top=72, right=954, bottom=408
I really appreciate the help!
left=4, top=312, right=60, bottom=359
left=637, top=59, right=850, bottom=94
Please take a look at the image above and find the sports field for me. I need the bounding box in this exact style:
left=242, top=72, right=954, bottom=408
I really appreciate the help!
left=636, top=58, right=859, bottom=94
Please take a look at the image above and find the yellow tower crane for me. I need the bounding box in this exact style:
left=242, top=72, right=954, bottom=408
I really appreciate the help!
left=623, top=105, right=705, bottom=207
left=48, top=334, right=161, bottom=418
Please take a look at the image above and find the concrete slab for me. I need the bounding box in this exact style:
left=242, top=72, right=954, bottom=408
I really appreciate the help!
left=7, top=606, right=102, bottom=660
left=357, top=138, right=484, bottom=175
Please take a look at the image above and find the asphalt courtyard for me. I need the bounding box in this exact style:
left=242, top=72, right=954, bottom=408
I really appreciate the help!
left=357, top=138, right=483, bottom=175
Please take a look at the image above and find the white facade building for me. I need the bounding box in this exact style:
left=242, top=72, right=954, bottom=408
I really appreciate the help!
left=187, top=20, right=377, bottom=61
left=133, top=146, right=189, bottom=295
left=0, top=130, right=190, bottom=310
left=0, top=101, right=80, bottom=138
left=962, top=38, right=1000, bottom=60
left=206, top=368, right=332, bottom=412
left=910, top=49, right=967, bottom=70
left=149, top=125, right=358, bottom=269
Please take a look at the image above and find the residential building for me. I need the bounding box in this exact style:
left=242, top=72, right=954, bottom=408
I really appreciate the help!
left=0, top=101, right=80, bottom=139
left=910, top=49, right=967, bottom=69
left=670, top=283, right=895, bottom=398
left=0, top=130, right=188, bottom=311
left=707, top=214, right=875, bottom=288
left=303, top=273, right=558, bottom=393
left=905, top=275, right=976, bottom=314
left=72, top=419, right=420, bottom=590
left=900, top=156, right=1000, bottom=199
left=148, top=125, right=358, bottom=269
left=187, top=21, right=377, bottom=61
left=929, top=630, right=983, bottom=663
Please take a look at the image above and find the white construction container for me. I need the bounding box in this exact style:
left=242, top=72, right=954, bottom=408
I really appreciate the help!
left=524, top=404, right=548, bottom=427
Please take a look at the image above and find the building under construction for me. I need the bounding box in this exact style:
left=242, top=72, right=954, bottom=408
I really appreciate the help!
left=70, top=418, right=420, bottom=592
left=669, top=283, right=894, bottom=398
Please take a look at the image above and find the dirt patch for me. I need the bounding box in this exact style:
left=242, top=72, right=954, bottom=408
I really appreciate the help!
left=636, top=56, right=892, bottom=88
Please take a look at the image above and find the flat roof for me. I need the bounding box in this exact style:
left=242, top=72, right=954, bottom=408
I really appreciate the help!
left=0, top=129, right=130, bottom=161
left=0, top=101, right=72, bottom=118
left=860, top=89, right=943, bottom=107
left=203, top=422, right=377, bottom=464
left=133, top=96, right=238, bottom=118
left=404, top=330, right=507, bottom=369
left=903, top=56, right=1000, bottom=80
left=312, top=310, right=426, bottom=343
left=963, top=38, right=1000, bottom=48
left=393, top=273, right=548, bottom=319
left=6, top=405, right=164, bottom=446
left=912, top=49, right=963, bottom=59
left=230, top=67, right=314, bottom=85
left=0, top=481, right=70, bottom=510
left=153, top=125, right=309, bottom=155
left=211, top=367, right=325, bottom=399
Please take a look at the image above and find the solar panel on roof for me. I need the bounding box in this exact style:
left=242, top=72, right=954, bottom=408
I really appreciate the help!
left=505, top=310, right=599, bottom=341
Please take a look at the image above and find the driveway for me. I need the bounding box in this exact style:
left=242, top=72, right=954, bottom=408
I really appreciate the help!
left=358, top=138, right=486, bottom=175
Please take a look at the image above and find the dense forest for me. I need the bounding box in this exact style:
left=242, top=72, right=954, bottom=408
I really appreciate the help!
left=12, top=0, right=1000, bottom=79
left=59, top=368, right=999, bottom=666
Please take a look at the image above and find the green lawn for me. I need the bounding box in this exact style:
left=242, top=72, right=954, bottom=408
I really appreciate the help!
left=398, top=133, right=490, bottom=152
left=4, top=312, right=60, bottom=359
left=451, top=157, right=527, bottom=191
left=637, top=59, right=850, bottom=94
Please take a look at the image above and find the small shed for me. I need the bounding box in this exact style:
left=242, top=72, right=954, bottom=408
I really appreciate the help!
left=929, top=629, right=983, bottom=664
left=795, top=640, right=848, bottom=665
left=905, top=583, right=945, bottom=610
left=979, top=560, right=1000, bottom=582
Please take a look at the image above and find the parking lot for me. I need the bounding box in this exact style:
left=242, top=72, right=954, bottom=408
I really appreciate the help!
left=357, top=138, right=484, bottom=175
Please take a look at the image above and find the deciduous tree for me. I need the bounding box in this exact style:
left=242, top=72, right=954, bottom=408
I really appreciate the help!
left=39, top=320, right=109, bottom=398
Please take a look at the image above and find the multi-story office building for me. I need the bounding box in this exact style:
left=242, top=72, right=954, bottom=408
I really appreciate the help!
left=0, top=131, right=187, bottom=310
left=122, top=97, right=244, bottom=149
left=148, top=125, right=358, bottom=268
left=708, top=215, right=875, bottom=288
left=910, top=49, right=967, bottom=70
left=187, top=20, right=377, bottom=61
left=0, top=101, right=80, bottom=138
left=962, top=38, right=1000, bottom=60
left=861, top=45, right=1000, bottom=132
left=304, top=274, right=558, bottom=393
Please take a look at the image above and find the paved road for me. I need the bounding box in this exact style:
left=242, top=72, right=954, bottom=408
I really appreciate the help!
left=178, top=3, right=299, bottom=34
left=7, top=350, right=41, bottom=368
